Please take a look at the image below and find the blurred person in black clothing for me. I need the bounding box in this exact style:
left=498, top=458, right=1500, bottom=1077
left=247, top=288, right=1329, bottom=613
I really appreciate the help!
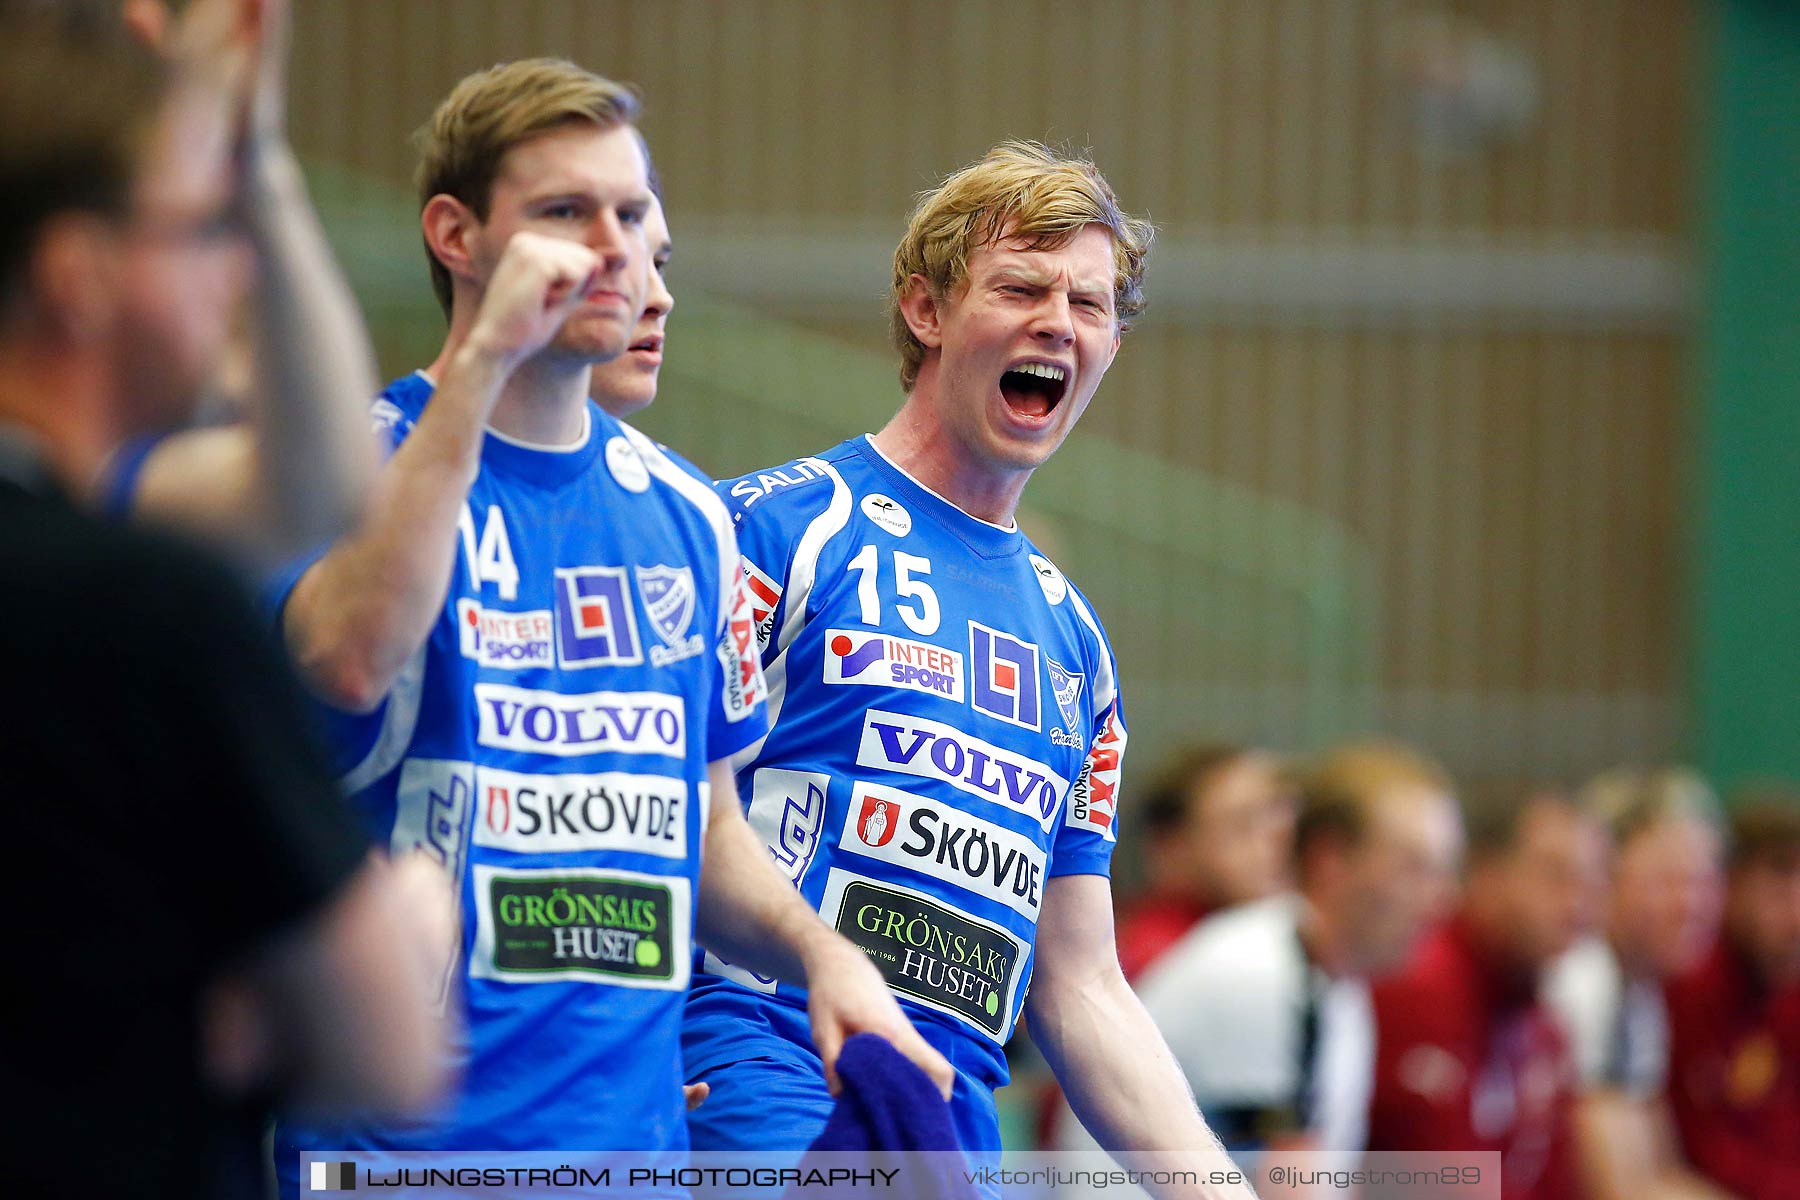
left=0, top=5, right=451, bottom=1197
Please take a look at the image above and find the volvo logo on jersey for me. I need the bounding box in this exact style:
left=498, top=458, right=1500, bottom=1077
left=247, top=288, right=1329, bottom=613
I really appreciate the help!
left=474, top=683, right=685, bottom=757
left=822, top=628, right=965, bottom=701
left=969, top=621, right=1041, bottom=730
left=554, top=566, right=643, bottom=667
left=636, top=565, right=703, bottom=667
left=855, top=709, right=1067, bottom=832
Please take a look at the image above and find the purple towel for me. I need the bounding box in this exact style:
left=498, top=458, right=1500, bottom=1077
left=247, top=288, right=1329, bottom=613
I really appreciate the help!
left=786, top=1033, right=978, bottom=1199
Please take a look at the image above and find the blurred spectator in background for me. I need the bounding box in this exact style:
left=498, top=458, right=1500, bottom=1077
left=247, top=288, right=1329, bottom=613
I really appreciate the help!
left=1115, top=744, right=1295, bottom=980
left=105, top=0, right=379, bottom=561
left=1545, top=767, right=1726, bottom=1200
left=1663, top=799, right=1800, bottom=1200
left=1055, top=741, right=1460, bottom=1176
left=1366, top=791, right=1606, bottom=1200
left=0, top=5, right=449, bottom=1197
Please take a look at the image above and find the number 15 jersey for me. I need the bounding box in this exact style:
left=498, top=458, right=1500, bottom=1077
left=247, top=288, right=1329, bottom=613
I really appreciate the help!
left=684, top=435, right=1127, bottom=1093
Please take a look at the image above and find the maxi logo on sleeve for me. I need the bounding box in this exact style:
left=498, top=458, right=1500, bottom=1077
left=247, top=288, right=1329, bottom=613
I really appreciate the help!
left=718, top=572, right=767, bottom=723
left=473, top=767, right=686, bottom=858
left=1067, top=706, right=1127, bottom=840
left=474, top=683, right=685, bottom=757
left=471, top=865, right=691, bottom=990
left=823, top=629, right=965, bottom=701
left=840, top=781, right=1047, bottom=919
left=741, top=558, right=783, bottom=646
left=823, top=868, right=1025, bottom=1041
left=855, top=709, right=1067, bottom=832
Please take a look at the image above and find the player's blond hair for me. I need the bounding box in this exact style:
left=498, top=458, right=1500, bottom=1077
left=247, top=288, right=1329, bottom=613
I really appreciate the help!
left=889, top=140, right=1154, bottom=391
left=1575, top=765, right=1720, bottom=848
left=1293, top=741, right=1454, bottom=863
left=415, top=58, right=640, bottom=318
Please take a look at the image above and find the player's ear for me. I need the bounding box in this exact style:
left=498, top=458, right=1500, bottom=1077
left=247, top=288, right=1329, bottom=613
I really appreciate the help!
left=422, top=194, right=482, bottom=286
left=896, top=273, right=943, bottom=350
left=30, top=213, right=122, bottom=347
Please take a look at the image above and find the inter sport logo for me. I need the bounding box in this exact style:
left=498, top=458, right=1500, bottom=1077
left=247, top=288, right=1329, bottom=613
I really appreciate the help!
left=822, top=628, right=964, bottom=701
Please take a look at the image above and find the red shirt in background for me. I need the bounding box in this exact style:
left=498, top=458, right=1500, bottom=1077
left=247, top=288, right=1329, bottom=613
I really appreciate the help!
left=1115, top=890, right=1212, bottom=982
left=1663, top=941, right=1800, bottom=1200
left=1366, top=917, right=1581, bottom=1200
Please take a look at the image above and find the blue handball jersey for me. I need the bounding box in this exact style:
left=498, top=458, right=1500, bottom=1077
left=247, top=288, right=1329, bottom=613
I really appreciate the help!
left=684, top=435, right=1126, bottom=1093
left=277, top=373, right=768, bottom=1161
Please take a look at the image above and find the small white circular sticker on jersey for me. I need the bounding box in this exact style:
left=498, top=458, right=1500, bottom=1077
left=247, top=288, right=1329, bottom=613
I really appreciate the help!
left=861, top=493, right=912, bottom=537
left=1029, top=554, right=1067, bottom=605
left=606, top=436, right=650, bottom=493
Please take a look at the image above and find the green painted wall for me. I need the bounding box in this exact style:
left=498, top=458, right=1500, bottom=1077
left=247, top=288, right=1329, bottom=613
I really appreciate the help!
left=1696, top=0, right=1800, bottom=790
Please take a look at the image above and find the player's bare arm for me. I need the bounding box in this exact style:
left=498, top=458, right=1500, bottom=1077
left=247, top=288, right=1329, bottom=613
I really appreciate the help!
left=1028, top=873, right=1256, bottom=1200
left=285, top=231, right=601, bottom=711
left=125, top=0, right=379, bottom=556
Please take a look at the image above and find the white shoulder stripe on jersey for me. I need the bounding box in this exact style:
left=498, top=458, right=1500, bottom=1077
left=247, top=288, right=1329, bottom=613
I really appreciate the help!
left=774, top=456, right=852, bottom=658
left=338, top=640, right=429, bottom=794
left=727, top=457, right=851, bottom=774
left=1065, top=585, right=1119, bottom=717
left=622, top=423, right=737, bottom=636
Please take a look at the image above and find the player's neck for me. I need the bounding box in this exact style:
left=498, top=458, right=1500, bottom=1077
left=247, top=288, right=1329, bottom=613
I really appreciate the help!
left=487, top=355, right=593, bottom=447
left=870, top=399, right=1029, bottom=528
left=429, top=324, right=593, bottom=448
left=1604, top=922, right=1658, bottom=982
left=1296, top=893, right=1352, bottom=978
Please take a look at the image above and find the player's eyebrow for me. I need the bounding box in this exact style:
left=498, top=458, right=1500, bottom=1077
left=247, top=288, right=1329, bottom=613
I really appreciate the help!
left=523, top=188, right=596, bottom=209
left=988, top=265, right=1056, bottom=288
